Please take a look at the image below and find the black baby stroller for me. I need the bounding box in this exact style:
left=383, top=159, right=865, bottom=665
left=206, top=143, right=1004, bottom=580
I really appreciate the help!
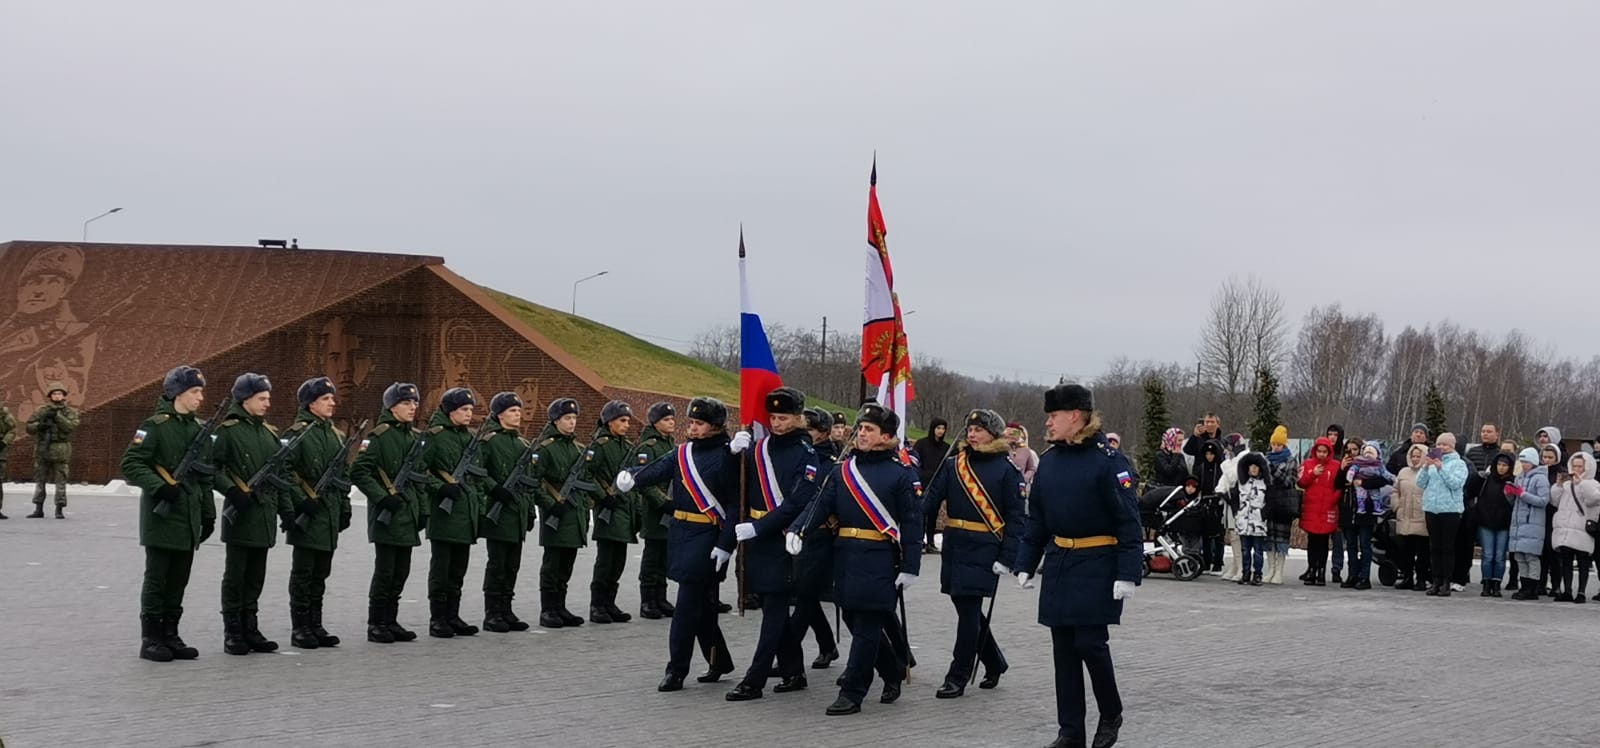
left=1372, top=512, right=1399, bottom=586
left=1139, top=485, right=1207, bottom=581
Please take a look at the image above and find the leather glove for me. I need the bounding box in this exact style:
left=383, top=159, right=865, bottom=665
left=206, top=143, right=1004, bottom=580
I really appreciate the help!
left=710, top=547, right=732, bottom=571
left=735, top=522, right=757, bottom=542
left=785, top=531, right=803, bottom=556
left=200, top=520, right=215, bottom=543
left=295, top=500, right=320, bottom=516
left=1017, top=572, right=1035, bottom=589
left=379, top=494, right=404, bottom=513
left=490, top=485, right=517, bottom=504
left=992, top=561, right=1012, bottom=576
left=339, top=511, right=352, bottom=531
left=438, top=483, right=464, bottom=501
left=1113, top=580, right=1137, bottom=601
left=279, top=512, right=296, bottom=533
left=614, top=470, right=635, bottom=492
left=154, top=483, right=182, bottom=505
left=895, top=572, right=917, bottom=590
left=728, top=431, right=752, bottom=454
left=224, top=486, right=252, bottom=509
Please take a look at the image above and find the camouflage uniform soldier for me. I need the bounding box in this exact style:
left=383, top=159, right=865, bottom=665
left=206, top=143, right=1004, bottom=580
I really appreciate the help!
left=213, top=373, right=286, bottom=655
left=587, top=400, right=639, bottom=624
left=26, top=382, right=79, bottom=518
left=636, top=402, right=677, bottom=619
left=122, top=365, right=214, bottom=662
left=0, top=402, right=15, bottom=519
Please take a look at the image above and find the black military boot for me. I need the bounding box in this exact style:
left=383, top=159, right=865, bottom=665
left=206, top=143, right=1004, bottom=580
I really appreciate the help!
left=140, top=615, right=174, bottom=662
left=222, top=612, right=251, bottom=655
left=428, top=600, right=454, bottom=638
left=825, top=695, right=860, bottom=715
left=589, top=591, right=614, bottom=624
left=936, top=678, right=965, bottom=699
left=290, top=608, right=320, bottom=649
left=242, top=611, right=278, bottom=652
left=773, top=674, right=808, bottom=693
left=640, top=585, right=664, bottom=620
left=367, top=604, right=396, bottom=643
left=163, top=614, right=200, bottom=660
left=386, top=603, right=417, bottom=641
left=503, top=594, right=530, bottom=631
left=483, top=594, right=512, bottom=633
left=539, top=591, right=565, bottom=629
left=812, top=647, right=839, bottom=669
left=310, top=605, right=340, bottom=646
left=55, top=505, right=64, bottom=519
left=26, top=502, right=44, bottom=518
left=556, top=591, right=585, bottom=627
left=604, top=590, right=632, bottom=623
left=655, top=585, right=675, bottom=616
left=1092, top=714, right=1123, bottom=748
left=446, top=597, right=478, bottom=636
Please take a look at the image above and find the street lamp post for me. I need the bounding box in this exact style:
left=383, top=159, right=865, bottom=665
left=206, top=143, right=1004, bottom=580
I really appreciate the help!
left=82, top=207, right=123, bottom=241
left=571, top=270, right=609, bottom=315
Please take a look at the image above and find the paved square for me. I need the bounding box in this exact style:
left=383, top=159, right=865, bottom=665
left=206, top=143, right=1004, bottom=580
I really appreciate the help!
left=3, top=492, right=1599, bottom=747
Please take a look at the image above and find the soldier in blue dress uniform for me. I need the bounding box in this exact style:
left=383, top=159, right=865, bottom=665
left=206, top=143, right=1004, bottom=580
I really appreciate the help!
left=785, top=406, right=840, bottom=671
left=617, top=396, right=740, bottom=692
left=725, top=387, right=821, bottom=701
left=922, top=408, right=1025, bottom=698
left=1014, top=384, right=1141, bottom=748
left=793, top=403, right=922, bottom=716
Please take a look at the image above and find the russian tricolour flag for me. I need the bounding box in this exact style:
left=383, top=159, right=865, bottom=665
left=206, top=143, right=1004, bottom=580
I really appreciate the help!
left=739, top=229, right=782, bottom=437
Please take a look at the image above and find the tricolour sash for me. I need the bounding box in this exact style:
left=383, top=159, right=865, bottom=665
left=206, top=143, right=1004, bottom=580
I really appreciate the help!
left=955, top=451, right=1005, bottom=538
left=842, top=456, right=900, bottom=542
left=753, top=437, right=785, bottom=511
left=677, top=443, right=726, bottom=523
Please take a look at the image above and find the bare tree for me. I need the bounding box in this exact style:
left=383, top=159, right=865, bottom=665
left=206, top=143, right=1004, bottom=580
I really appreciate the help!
left=1197, top=275, right=1287, bottom=405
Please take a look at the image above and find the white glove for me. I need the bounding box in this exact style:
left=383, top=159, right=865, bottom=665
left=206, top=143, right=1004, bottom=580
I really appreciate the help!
left=729, top=431, right=753, bottom=454
left=895, top=572, right=917, bottom=590
left=992, top=562, right=1012, bottom=576
left=614, top=470, right=635, bottom=492
left=1113, top=580, right=1137, bottom=601
left=785, top=531, right=803, bottom=556
left=710, top=547, right=732, bottom=571
left=1017, top=572, right=1034, bottom=589
left=735, top=522, right=757, bottom=542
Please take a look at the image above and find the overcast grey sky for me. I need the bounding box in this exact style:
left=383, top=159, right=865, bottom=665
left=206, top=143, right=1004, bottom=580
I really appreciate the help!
left=5, top=2, right=1598, bottom=383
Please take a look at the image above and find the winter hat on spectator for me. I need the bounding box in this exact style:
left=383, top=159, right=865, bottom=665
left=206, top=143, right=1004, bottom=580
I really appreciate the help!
left=1161, top=427, right=1185, bottom=452
left=1360, top=444, right=1380, bottom=460
left=1411, top=423, right=1430, bottom=440
left=1271, top=425, right=1290, bottom=447
left=1519, top=448, right=1541, bottom=467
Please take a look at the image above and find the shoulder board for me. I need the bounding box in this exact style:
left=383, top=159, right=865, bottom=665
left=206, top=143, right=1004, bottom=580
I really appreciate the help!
left=539, top=437, right=556, bottom=447
left=370, top=423, right=392, bottom=437
left=265, top=423, right=281, bottom=436
left=286, top=421, right=311, bottom=434
left=150, top=414, right=171, bottom=425
left=220, top=419, right=241, bottom=428
left=428, top=425, right=445, bottom=434
left=641, top=436, right=659, bottom=447
left=593, top=436, right=610, bottom=445
left=482, top=431, right=498, bottom=442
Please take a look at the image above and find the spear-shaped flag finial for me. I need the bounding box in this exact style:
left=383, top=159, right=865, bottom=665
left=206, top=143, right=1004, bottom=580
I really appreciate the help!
left=870, top=151, right=878, bottom=186
left=739, top=223, right=746, bottom=259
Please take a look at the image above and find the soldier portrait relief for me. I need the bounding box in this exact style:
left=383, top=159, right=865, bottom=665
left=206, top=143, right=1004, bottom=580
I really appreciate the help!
left=0, top=245, right=99, bottom=422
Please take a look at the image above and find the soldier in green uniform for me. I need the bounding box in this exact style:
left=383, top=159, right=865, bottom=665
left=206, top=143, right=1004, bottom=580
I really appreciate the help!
left=636, top=402, right=677, bottom=619
left=479, top=391, right=536, bottom=633
left=123, top=365, right=214, bottom=662
left=213, top=373, right=287, bottom=655
left=422, top=387, right=487, bottom=638
left=532, top=397, right=591, bottom=629
left=0, top=401, right=15, bottom=519
left=280, top=376, right=354, bottom=650
left=586, top=400, right=639, bottom=624
left=26, top=382, right=79, bottom=518
left=351, top=382, right=426, bottom=644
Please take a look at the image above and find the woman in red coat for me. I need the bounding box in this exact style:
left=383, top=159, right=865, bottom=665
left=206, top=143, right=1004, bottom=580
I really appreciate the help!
left=1298, top=437, right=1341, bottom=586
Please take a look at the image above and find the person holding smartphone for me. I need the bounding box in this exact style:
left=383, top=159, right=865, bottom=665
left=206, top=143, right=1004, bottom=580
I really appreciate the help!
left=1416, top=433, right=1469, bottom=597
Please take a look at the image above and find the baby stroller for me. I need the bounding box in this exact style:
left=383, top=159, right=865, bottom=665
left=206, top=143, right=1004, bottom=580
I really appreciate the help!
left=1372, top=513, right=1399, bottom=586
left=1139, top=485, right=1207, bottom=581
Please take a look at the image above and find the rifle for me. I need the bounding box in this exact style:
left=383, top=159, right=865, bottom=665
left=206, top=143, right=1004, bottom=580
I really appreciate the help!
left=541, top=452, right=599, bottom=530
left=154, top=398, right=233, bottom=517
left=439, top=416, right=494, bottom=515
left=376, top=426, right=430, bottom=526
left=486, top=433, right=541, bottom=526
left=222, top=425, right=313, bottom=524
left=294, top=419, right=369, bottom=529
